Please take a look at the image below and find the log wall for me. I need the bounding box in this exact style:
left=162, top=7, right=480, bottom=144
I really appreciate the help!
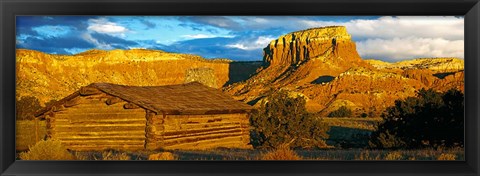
left=150, top=113, right=252, bottom=150
left=46, top=94, right=147, bottom=151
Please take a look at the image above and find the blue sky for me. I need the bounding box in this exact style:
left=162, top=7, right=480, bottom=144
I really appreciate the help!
left=16, top=16, right=464, bottom=62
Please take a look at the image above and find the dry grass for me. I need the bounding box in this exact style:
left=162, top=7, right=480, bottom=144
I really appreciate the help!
left=19, top=139, right=75, bottom=160
left=322, top=117, right=382, bottom=131
left=384, top=151, right=403, bottom=160
left=437, top=153, right=457, bottom=160
left=97, top=151, right=131, bottom=160
left=16, top=120, right=47, bottom=151
left=260, top=146, right=302, bottom=160
left=148, top=152, right=177, bottom=160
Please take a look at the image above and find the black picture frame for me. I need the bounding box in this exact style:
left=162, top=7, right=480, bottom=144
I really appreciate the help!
left=1, top=0, right=479, bottom=175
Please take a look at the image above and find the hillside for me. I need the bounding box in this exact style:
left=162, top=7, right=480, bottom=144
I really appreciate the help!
left=224, top=26, right=464, bottom=116
left=16, top=49, right=232, bottom=104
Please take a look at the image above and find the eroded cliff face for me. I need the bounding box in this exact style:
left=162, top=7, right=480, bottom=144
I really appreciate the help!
left=263, top=26, right=362, bottom=67
left=225, top=26, right=372, bottom=104
left=16, top=49, right=231, bottom=104
left=224, top=26, right=464, bottom=116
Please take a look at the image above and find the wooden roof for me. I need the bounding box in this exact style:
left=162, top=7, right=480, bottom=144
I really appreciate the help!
left=36, top=82, right=253, bottom=116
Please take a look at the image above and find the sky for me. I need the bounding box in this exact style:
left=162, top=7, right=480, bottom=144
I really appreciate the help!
left=16, top=16, right=464, bottom=62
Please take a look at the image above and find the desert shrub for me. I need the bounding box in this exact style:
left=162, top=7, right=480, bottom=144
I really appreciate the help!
left=384, top=151, right=403, bottom=160
left=370, top=88, right=464, bottom=149
left=148, top=152, right=177, bottom=160
left=16, top=96, right=43, bottom=120
left=250, top=90, right=329, bottom=149
left=328, top=106, right=352, bottom=117
left=355, top=150, right=381, bottom=160
left=437, top=153, right=456, bottom=160
left=99, top=151, right=131, bottom=160
left=360, top=113, right=368, bottom=118
left=19, top=139, right=75, bottom=160
left=260, top=145, right=302, bottom=160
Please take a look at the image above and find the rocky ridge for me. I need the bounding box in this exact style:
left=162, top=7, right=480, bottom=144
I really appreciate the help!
left=224, top=26, right=464, bottom=116
left=16, top=49, right=231, bottom=104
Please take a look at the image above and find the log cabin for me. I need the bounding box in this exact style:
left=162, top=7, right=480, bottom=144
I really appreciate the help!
left=34, top=82, right=253, bottom=151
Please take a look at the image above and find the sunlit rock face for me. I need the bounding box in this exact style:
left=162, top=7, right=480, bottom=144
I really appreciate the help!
left=224, top=26, right=464, bottom=116
left=16, top=49, right=231, bottom=104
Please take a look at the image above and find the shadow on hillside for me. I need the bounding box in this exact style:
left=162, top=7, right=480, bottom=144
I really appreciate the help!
left=311, top=75, right=335, bottom=84
left=223, top=61, right=263, bottom=86
left=433, top=72, right=456, bottom=79
left=326, top=126, right=372, bottom=149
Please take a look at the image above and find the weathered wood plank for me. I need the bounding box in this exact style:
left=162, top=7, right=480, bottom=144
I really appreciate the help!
left=163, top=123, right=244, bottom=131
left=60, top=140, right=145, bottom=144
left=162, top=129, right=243, bottom=140
left=55, top=114, right=146, bottom=121
left=55, top=123, right=145, bottom=127
left=66, top=145, right=144, bottom=151
left=56, top=119, right=146, bottom=124
left=55, top=131, right=145, bottom=135
left=56, top=135, right=145, bottom=141
left=163, top=132, right=244, bottom=145
left=54, top=126, right=145, bottom=132
left=161, top=136, right=251, bottom=150
left=162, top=126, right=243, bottom=136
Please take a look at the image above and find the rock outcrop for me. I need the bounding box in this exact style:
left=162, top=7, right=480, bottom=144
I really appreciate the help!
left=224, top=26, right=464, bottom=116
left=16, top=49, right=231, bottom=104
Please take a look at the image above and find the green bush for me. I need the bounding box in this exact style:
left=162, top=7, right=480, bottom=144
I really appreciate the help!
left=369, top=88, right=464, bottom=149
left=16, top=96, right=43, bottom=120
left=250, top=90, right=329, bottom=149
left=328, top=106, right=352, bottom=117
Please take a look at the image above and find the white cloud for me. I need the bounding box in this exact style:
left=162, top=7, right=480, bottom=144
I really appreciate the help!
left=300, top=16, right=464, bottom=40
left=182, top=34, right=235, bottom=39
left=87, top=18, right=128, bottom=34
left=226, top=36, right=276, bottom=50
left=81, top=33, right=113, bottom=50
left=297, top=16, right=464, bottom=60
left=356, top=37, right=464, bottom=61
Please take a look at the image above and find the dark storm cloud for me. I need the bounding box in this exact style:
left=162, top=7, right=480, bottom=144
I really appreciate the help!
left=17, top=35, right=95, bottom=54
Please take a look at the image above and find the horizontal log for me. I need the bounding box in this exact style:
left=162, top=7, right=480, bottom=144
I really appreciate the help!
left=54, top=125, right=145, bottom=132
left=55, top=123, right=145, bottom=127
left=55, top=113, right=145, bottom=121
left=162, top=126, right=241, bottom=136
left=56, top=118, right=146, bottom=124
left=55, top=131, right=145, bottom=137
left=55, top=120, right=145, bottom=125
left=163, top=132, right=244, bottom=145
left=60, top=140, right=145, bottom=145
left=66, top=145, right=144, bottom=151
left=57, top=136, right=145, bottom=140
left=164, top=116, right=248, bottom=124
left=55, top=109, right=145, bottom=114
left=162, top=136, right=249, bottom=150
left=162, top=129, right=243, bottom=140
left=163, top=123, right=244, bottom=131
